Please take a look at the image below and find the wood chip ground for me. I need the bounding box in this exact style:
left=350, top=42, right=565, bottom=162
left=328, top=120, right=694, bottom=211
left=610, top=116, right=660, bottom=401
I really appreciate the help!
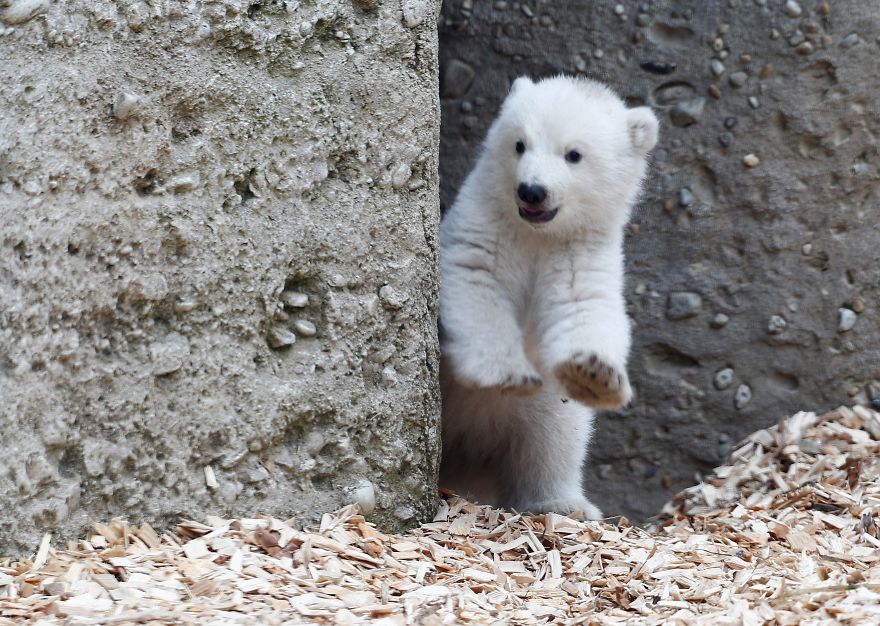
left=3, top=405, right=880, bottom=625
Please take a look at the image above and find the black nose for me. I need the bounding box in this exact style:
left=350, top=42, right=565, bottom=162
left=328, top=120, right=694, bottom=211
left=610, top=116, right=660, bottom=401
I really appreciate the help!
left=517, top=183, right=547, bottom=205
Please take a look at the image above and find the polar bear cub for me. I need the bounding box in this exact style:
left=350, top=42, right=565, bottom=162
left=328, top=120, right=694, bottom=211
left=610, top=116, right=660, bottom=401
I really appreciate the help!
left=439, top=75, right=658, bottom=518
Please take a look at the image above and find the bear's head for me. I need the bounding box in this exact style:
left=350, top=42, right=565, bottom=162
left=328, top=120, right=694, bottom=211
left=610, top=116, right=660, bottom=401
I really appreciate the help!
left=482, top=75, right=658, bottom=236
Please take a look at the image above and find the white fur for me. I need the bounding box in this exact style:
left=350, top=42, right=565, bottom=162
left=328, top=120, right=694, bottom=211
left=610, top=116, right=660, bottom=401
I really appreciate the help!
left=439, top=76, right=658, bottom=518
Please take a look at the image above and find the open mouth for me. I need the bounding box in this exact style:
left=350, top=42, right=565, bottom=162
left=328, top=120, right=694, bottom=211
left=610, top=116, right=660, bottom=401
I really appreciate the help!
left=518, top=205, right=559, bottom=224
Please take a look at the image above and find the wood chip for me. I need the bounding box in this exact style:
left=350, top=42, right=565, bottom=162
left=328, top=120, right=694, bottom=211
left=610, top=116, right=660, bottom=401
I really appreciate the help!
left=182, top=538, right=210, bottom=560
left=31, top=533, right=51, bottom=571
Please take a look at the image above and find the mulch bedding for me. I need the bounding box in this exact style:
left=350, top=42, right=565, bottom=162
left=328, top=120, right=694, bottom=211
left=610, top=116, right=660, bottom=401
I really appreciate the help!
left=2, top=405, right=879, bottom=625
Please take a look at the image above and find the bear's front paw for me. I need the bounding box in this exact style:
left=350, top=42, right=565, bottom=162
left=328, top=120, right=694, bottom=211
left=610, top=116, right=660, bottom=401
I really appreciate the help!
left=454, top=355, right=543, bottom=395
left=495, top=370, right=544, bottom=395
left=554, top=351, right=632, bottom=408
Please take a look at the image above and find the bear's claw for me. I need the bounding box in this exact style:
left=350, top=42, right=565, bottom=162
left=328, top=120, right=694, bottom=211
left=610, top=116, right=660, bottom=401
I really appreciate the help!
left=452, top=354, right=544, bottom=395
left=498, top=372, right=544, bottom=395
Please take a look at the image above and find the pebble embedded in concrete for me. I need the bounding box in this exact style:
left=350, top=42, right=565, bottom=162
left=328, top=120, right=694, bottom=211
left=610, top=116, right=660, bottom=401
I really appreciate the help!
left=381, top=366, right=399, bottom=386
left=391, top=163, right=412, bottom=189
left=783, top=0, right=802, bottom=18
left=639, top=61, right=676, bottom=75
left=379, top=285, right=407, bottom=310
left=267, top=327, right=296, bottom=348
left=678, top=188, right=693, bottom=207
left=327, top=274, right=347, bottom=288
left=841, top=33, right=861, bottom=49
left=281, top=291, right=309, bottom=308
left=788, top=31, right=806, bottom=47
left=743, top=153, right=760, bottom=168
left=170, top=173, right=199, bottom=193
left=304, top=431, right=327, bottom=457
left=393, top=506, right=415, bottom=522
left=441, top=59, right=475, bottom=99
left=710, top=313, right=730, bottom=328
left=728, top=72, right=747, bottom=88
left=666, top=292, right=702, bottom=320
left=734, top=384, right=752, bottom=409
left=710, top=60, right=725, bottom=77
left=669, top=98, right=705, bottom=127
left=245, top=465, right=270, bottom=483
left=293, top=319, right=317, bottom=337
left=795, top=41, right=814, bottom=55
left=401, top=0, right=431, bottom=28
left=767, top=315, right=787, bottom=334
left=714, top=368, right=734, bottom=390
left=113, top=92, right=142, bottom=120
left=129, top=273, right=169, bottom=301
left=838, top=308, right=857, bottom=332
left=802, top=20, right=820, bottom=35
left=149, top=334, right=190, bottom=376
left=717, top=433, right=731, bottom=459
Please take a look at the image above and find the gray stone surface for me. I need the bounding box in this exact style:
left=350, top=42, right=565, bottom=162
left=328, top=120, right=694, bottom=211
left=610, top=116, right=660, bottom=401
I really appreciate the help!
left=0, top=0, right=441, bottom=555
left=439, top=0, right=880, bottom=521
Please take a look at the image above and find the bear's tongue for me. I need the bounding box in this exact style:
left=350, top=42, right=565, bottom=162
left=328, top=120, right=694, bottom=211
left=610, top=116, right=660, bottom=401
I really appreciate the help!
left=520, top=204, right=543, bottom=215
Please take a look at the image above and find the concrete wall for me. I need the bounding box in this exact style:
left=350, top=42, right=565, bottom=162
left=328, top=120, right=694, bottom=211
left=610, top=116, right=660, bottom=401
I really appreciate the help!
left=0, top=0, right=441, bottom=554
left=439, top=0, right=880, bottom=520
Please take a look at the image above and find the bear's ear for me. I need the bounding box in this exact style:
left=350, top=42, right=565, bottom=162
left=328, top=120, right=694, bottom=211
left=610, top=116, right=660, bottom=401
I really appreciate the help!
left=510, top=76, right=534, bottom=95
left=627, top=107, right=659, bottom=154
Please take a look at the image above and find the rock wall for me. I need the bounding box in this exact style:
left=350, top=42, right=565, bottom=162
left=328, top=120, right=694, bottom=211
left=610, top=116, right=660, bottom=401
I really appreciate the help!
left=439, top=0, right=880, bottom=520
left=0, top=0, right=441, bottom=555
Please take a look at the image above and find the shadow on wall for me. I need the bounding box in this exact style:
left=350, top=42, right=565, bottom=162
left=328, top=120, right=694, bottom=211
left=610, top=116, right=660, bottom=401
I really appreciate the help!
left=438, top=0, right=880, bottom=521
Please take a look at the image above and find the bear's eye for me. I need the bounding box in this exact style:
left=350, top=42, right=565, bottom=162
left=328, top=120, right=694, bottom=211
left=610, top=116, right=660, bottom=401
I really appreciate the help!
left=515, top=140, right=526, bottom=155
left=565, top=150, right=582, bottom=164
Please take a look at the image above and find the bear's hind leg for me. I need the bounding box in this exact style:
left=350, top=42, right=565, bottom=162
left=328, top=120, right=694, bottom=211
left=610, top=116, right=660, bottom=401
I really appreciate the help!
left=497, top=396, right=603, bottom=520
